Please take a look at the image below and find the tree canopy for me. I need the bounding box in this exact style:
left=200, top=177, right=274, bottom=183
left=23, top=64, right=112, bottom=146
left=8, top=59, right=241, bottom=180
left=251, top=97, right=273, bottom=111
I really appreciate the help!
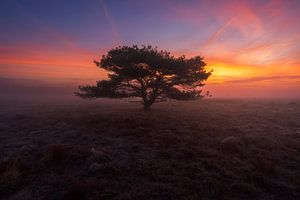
left=76, top=45, right=212, bottom=109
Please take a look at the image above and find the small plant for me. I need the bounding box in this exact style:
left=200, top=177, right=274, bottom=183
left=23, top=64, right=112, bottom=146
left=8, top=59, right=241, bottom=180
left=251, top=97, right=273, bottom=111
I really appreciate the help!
left=254, top=157, right=277, bottom=175
left=0, top=158, right=27, bottom=190
left=40, top=144, right=67, bottom=164
left=62, top=181, right=97, bottom=200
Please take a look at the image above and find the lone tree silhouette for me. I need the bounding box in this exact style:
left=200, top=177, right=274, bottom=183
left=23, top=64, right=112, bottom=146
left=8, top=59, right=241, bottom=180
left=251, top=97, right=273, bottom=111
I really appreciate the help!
left=76, top=45, right=212, bottom=109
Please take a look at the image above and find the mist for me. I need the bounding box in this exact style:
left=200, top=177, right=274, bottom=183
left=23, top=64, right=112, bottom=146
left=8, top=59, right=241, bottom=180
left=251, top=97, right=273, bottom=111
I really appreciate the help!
left=1, top=77, right=299, bottom=106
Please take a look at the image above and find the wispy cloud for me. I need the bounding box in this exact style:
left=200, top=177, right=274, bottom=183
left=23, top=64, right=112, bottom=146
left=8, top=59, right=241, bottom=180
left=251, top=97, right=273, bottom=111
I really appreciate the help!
left=224, top=75, right=300, bottom=84
left=98, top=0, right=123, bottom=46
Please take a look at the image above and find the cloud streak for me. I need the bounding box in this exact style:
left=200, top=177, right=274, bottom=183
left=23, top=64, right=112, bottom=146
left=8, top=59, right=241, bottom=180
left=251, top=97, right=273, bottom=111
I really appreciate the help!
left=224, top=75, right=300, bottom=84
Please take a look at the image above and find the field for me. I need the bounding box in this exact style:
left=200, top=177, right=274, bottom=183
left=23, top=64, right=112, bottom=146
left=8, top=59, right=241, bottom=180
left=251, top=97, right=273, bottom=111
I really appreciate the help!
left=0, top=98, right=299, bottom=200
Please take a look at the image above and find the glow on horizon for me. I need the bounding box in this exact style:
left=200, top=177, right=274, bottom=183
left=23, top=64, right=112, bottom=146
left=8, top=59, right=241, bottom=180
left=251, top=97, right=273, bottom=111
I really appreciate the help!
left=0, top=0, right=299, bottom=98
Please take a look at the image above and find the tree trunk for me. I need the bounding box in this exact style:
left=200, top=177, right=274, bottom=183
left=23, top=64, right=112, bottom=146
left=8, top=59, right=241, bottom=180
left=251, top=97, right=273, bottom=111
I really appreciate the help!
left=143, top=102, right=151, bottom=110
left=142, top=99, right=152, bottom=110
left=143, top=104, right=151, bottom=110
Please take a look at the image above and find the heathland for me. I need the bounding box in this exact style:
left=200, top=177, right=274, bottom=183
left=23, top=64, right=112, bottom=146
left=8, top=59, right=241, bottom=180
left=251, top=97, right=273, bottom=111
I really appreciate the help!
left=0, top=98, right=299, bottom=199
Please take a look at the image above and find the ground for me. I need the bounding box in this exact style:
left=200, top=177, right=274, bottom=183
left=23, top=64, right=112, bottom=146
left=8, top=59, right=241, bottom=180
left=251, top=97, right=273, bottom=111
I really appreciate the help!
left=0, top=98, right=299, bottom=200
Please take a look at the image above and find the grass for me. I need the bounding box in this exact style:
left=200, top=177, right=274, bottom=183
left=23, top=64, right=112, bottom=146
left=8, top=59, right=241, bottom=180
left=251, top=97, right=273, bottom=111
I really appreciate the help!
left=0, top=99, right=299, bottom=199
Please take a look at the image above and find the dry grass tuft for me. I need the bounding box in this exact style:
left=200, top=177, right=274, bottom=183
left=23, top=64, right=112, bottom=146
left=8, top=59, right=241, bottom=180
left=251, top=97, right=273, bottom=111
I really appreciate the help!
left=40, top=144, right=67, bottom=164
left=0, top=158, right=28, bottom=191
left=220, top=136, right=243, bottom=154
left=62, top=181, right=97, bottom=200
left=254, top=157, right=278, bottom=175
left=9, top=188, right=32, bottom=200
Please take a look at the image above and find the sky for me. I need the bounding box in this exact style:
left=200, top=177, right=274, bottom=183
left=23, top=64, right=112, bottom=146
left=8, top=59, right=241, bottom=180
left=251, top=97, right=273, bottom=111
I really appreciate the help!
left=0, top=0, right=300, bottom=98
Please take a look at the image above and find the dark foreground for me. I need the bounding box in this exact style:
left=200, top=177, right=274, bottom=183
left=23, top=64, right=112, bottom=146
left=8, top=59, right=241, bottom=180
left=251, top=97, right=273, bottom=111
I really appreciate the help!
left=0, top=99, right=299, bottom=200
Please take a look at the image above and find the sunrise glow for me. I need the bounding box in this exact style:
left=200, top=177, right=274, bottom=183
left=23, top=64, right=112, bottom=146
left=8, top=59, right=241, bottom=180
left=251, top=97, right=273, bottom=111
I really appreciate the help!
left=0, top=0, right=299, bottom=98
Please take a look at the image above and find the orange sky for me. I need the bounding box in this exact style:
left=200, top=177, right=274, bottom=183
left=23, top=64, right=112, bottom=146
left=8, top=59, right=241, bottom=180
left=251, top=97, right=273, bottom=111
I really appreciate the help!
left=0, top=0, right=299, bottom=98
